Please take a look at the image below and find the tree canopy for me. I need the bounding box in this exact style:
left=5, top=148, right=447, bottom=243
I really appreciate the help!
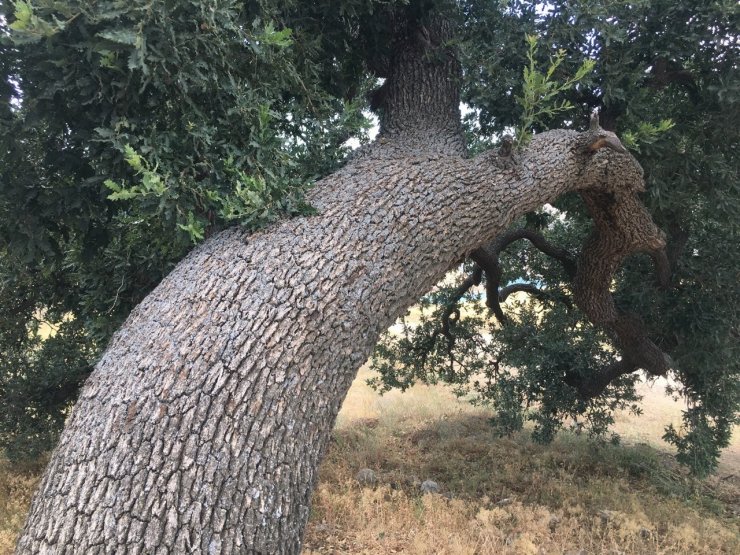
left=1, top=0, right=738, bottom=476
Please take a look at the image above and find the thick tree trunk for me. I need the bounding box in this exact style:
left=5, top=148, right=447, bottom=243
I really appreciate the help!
left=16, top=21, right=662, bottom=555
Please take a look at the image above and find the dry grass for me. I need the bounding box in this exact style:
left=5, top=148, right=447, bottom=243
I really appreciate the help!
left=303, top=367, right=739, bottom=554
left=612, top=377, right=740, bottom=476
left=1, top=366, right=738, bottom=554
left=0, top=459, right=44, bottom=554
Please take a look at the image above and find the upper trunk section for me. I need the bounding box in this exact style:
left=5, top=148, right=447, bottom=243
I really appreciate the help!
left=373, top=18, right=465, bottom=156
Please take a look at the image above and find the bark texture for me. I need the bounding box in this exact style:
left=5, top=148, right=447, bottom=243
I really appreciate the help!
left=17, top=24, right=665, bottom=555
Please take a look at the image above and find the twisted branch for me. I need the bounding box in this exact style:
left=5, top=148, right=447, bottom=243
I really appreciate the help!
left=439, top=265, right=482, bottom=351
left=470, top=228, right=576, bottom=323
left=499, top=282, right=572, bottom=308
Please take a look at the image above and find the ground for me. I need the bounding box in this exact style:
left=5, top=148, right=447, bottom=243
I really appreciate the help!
left=301, top=367, right=739, bottom=554
left=2, top=366, right=738, bottom=554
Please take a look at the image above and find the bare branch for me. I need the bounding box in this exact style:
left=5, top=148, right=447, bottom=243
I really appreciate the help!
left=564, top=359, right=638, bottom=399
left=437, top=266, right=482, bottom=352
left=499, top=282, right=543, bottom=301
left=490, top=228, right=576, bottom=277
left=650, top=248, right=671, bottom=288
left=499, top=283, right=573, bottom=308
left=469, top=247, right=506, bottom=322
left=470, top=228, right=576, bottom=323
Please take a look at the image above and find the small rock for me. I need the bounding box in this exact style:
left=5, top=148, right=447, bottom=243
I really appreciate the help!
left=420, top=479, right=440, bottom=494
left=548, top=515, right=561, bottom=532
left=314, top=523, right=330, bottom=533
left=496, top=497, right=513, bottom=507
left=639, top=527, right=652, bottom=539
left=597, top=509, right=616, bottom=523
left=355, top=468, right=377, bottom=486
left=564, top=550, right=587, bottom=555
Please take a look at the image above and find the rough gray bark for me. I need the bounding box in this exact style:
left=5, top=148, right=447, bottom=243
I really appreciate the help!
left=16, top=21, right=666, bottom=555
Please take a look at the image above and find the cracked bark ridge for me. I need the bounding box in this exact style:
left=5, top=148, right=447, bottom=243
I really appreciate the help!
left=17, top=31, right=666, bottom=555
left=570, top=184, right=671, bottom=393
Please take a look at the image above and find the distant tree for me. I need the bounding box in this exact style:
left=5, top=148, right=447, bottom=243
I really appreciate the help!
left=0, top=0, right=736, bottom=552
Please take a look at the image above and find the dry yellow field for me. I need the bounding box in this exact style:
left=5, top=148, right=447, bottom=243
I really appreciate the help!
left=303, top=367, right=738, bottom=554
left=2, top=366, right=738, bottom=554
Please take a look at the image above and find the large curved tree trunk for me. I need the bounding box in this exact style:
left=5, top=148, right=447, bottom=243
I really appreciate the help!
left=16, top=19, right=666, bottom=555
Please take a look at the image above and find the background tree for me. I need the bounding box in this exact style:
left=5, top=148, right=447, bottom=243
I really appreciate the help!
left=0, top=0, right=736, bottom=533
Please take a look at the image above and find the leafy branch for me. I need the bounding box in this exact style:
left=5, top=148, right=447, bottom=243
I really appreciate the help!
left=621, top=119, right=675, bottom=152
left=105, top=142, right=313, bottom=244
left=515, top=34, right=595, bottom=147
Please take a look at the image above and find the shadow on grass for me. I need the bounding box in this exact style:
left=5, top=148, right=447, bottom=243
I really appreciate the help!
left=304, top=413, right=739, bottom=554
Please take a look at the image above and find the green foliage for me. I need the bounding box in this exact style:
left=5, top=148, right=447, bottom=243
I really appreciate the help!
left=621, top=119, right=675, bottom=153
left=372, top=0, right=740, bottom=477
left=379, top=0, right=739, bottom=476
left=103, top=139, right=316, bottom=244
left=0, top=0, right=376, bottom=459
left=372, top=216, right=641, bottom=446
left=7, top=1, right=74, bottom=42
left=0, top=262, right=96, bottom=459
left=515, top=34, right=595, bottom=146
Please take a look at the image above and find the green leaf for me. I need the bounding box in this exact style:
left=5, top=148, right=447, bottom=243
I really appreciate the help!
left=97, top=29, right=138, bottom=46
left=107, top=189, right=139, bottom=201
left=257, top=23, right=293, bottom=48
left=122, top=145, right=143, bottom=171
left=103, top=179, right=121, bottom=192
left=10, top=1, right=33, bottom=30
